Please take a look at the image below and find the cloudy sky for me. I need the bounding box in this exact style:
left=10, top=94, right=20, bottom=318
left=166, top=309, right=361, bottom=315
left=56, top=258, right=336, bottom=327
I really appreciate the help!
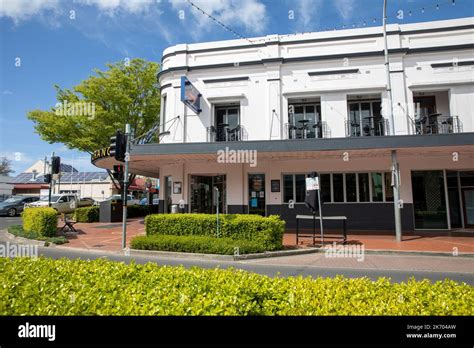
left=1, top=0, right=472, bottom=174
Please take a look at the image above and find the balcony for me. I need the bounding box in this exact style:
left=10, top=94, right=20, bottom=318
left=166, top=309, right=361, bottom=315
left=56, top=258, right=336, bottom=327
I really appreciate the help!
left=413, top=115, right=462, bottom=135
left=345, top=118, right=390, bottom=137
left=285, top=121, right=330, bottom=139
left=206, top=125, right=247, bottom=142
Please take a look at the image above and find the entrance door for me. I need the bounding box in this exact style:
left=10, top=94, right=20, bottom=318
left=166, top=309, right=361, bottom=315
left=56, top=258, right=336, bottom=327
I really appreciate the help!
left=164, top=176, right=172, bottom=213
left=190, top=175, right=226, bottom=214
left=248, top=174, right=265, bottom=216
left=462, top=189, right=474, bottom=228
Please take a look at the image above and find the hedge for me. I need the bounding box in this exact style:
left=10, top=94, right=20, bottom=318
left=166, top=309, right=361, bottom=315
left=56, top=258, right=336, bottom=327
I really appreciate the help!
left=7, top=225, right=68, bottom=245
left=74, top=206, right=99, bottom=222
left=73, top=205, right=149, bottom=223
left=145, top=214, right=285, bottom=251
left=1, top=257, right=472, bottom=315
left=131, top=235, right=265, bottom=255
left=128, top=205, right=151, bottom=218
left=22, top=207, right=58, bottom=237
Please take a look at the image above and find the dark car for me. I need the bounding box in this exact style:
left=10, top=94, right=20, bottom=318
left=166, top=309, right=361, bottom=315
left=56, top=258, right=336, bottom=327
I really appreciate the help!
left=0, top=196, right=40, bottom=217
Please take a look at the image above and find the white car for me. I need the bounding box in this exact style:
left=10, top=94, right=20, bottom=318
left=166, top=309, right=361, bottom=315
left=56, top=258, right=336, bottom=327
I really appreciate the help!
left=99, top=194, right=140, bottom=206
left=25, top=194, right=78, bottom=214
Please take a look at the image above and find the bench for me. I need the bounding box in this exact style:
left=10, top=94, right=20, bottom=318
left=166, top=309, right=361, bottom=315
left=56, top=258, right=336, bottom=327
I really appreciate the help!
left=60, top=214, right=77, bottom=233
left=296, top=215, right=347, bottom=246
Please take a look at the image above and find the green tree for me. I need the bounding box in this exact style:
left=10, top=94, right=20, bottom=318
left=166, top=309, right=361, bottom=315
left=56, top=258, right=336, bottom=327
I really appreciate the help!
left=28, top=58, right=161, bottom=189
left=0, top=157, right=13, bottom=176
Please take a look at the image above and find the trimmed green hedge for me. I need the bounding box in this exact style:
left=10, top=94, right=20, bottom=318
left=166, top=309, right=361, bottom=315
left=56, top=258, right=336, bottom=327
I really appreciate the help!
left=73, top=204, right=149, bottom=223
left=7, top=225, right=68, bottom=245
left=74, top=206, right=99, bottom=222
left=22, top=207, right=58, bottom=237
left=1, top=257, right=472, bottom=315
left=128, top=205, right=151, bottom=218
left=145, top=214, right=285, bottom=251
left=131, top=234, right=265, bottom=255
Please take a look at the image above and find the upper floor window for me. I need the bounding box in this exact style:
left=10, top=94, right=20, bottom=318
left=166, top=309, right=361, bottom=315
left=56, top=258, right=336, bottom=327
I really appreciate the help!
left=208, top=104, right=241, bottom=142
left=287, top=98, right=323, bottom=139
left=347, top=95, right=387, bottom=137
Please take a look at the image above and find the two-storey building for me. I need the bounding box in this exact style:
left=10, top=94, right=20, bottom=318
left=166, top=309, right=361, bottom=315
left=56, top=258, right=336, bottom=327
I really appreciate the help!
left=94, top=17, right=474, bottom=234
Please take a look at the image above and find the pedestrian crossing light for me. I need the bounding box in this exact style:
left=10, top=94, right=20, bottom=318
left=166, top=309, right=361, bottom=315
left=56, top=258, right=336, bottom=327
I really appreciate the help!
left=110, top=131, right=127, bottom=162
left=113, top=165, right=124, bottom=181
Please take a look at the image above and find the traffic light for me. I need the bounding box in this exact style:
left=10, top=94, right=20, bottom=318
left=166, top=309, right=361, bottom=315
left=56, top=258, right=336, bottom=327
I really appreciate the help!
left=112, top=165, right=124, bottom=181
left=51, top=156, right=61, bottom=174
left=110, top=131, right=127, bottom=162
left=44, top=174, right=52, bottom=184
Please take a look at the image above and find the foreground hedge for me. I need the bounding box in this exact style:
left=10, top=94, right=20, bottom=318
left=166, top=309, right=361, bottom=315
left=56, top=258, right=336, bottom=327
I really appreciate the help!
left=1, top=258, right=472, bottom=315
left=22, top=207, right=57, bottom=237
left=145, top=214, right=285, bottom=251
left=73, top=206, right=99, bottom=222
left=131, top=235, right=265, bottom=255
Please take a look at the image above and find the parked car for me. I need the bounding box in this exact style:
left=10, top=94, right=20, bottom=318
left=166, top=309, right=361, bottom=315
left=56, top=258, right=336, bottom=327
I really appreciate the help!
left=0, top=196, right=40, bottom=217
left=78, top=197, right=95, bottom=207
left=26, top=194, right=78, bottom=214
left=139, top=197, right=160, bottom=206
left=98, top=194, right=140, bottom=206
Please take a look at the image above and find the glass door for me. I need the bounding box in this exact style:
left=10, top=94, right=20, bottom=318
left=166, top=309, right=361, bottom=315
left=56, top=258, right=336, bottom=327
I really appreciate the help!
left=411, top=171, right=448, bottom=229
left=462, top=189, right=474, bottom=228
left=248, top=174, right=265, bottom=216
left=190, top=175, right=226, bottom=214
left=215, top=106, right=240, bottom=141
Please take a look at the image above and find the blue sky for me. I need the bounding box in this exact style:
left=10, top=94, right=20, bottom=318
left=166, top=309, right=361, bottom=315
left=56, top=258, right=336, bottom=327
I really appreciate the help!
left=0, top=0, right=473, bottom=174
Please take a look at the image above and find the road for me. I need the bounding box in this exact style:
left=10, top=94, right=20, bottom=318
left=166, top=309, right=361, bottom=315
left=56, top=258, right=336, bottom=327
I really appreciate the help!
left=0, top=216, right=21, bottom=230
left=1, top=238, right=473, bottom=285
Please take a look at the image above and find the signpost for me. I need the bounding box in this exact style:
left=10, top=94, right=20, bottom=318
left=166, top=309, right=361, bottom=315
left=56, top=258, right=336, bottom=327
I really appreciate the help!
left=305, top=172, right=324, bottom=245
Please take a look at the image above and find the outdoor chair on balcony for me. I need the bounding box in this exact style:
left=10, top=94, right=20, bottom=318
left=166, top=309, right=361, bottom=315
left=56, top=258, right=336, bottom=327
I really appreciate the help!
left=228, top=125, right=241, bottom=141
left=363, top=125, right=371, bottom=136
left=349, top=122, right=360, bottom=136
left=288, top=124, right=298, bottom=139
left=414, top=116, right=427, bottom=134
left=312, top=122, right=322, bottom=138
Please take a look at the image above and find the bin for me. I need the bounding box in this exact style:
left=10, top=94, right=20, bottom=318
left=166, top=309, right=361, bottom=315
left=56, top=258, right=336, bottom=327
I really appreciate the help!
left=99, top=199, right=123, bottom=222
left=171, top=204, right=179, bottom=214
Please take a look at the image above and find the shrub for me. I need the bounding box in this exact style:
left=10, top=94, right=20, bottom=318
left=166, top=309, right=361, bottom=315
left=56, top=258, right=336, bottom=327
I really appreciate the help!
left=145, top=214, right=285, bottom=251
left=1, top=257, right=472, bottom=315
left=73, top=206, right=99, bottom=222
left=7, top=225, right=68, bottom=245
left=128, top=205, right=151, bottom=218
left=131, top=235, right=265, bottom=255
left=22, top=207, right=58, bottom=237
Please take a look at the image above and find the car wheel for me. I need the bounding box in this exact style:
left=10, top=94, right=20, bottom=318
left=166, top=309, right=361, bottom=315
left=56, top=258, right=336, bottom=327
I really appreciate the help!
left=7, top=208, right=17, bottom=217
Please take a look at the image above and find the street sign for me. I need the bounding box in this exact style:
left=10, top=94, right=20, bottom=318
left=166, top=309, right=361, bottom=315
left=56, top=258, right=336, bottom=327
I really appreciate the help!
left=305, top=176, right=320, bottom=191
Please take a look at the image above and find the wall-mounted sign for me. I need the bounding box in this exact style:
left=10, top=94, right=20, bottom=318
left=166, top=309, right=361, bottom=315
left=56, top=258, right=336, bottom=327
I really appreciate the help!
left=305, top=176, right=320, bottom=191
left=91, top=147, right=112, bottom=163
left=271, top=180, right=280, bottom=192
left=181, top=76, right=202, bottom=114
left=173, top=182, right=182, bottom=194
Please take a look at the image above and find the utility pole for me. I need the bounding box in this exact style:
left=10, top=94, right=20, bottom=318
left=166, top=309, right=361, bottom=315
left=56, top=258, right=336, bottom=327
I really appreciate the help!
left=121, top=124, right=131, bottom=250
left=392, top=150, right=402, bottom=242
left=383, top=0, right=402, bottom=241
left=383, top=0, right=395, bottom=136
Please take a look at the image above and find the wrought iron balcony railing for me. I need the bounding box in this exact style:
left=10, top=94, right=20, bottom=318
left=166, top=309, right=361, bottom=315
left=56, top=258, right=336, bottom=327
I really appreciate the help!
left=206, top=125, right=247, bottom=142
left=345, top=118, right=390, bottom=137
left=285, top=121, right=330, bottom=139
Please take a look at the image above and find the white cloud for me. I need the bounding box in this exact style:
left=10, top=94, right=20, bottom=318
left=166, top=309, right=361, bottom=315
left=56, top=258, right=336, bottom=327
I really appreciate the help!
left=75, top=0, right=155, bottom=16
left=0, top=0, right=61, bottom=24
left=172, top=0, right=268, bottom=36
left=334, top=0, right=355, bottom=21
left=290, top=0, right=323, bottom=32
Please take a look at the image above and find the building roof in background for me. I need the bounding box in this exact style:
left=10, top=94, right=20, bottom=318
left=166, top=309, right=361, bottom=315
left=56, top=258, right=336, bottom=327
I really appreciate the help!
left=24, top=160, right=78, bottom=174
left=13, top=172, right=110, bottom=184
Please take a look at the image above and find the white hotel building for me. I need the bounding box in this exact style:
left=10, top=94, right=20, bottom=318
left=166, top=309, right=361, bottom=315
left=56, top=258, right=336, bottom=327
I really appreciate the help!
left=95, top=17, right=474, bottom=233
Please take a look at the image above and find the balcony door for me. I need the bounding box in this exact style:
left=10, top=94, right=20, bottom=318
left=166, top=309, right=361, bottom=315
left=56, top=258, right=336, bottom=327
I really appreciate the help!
left=348, top=100, right=383, bottom=136
left=215, top=105, right=240, bottom=142
left=288, top=104, right=321, bottom=139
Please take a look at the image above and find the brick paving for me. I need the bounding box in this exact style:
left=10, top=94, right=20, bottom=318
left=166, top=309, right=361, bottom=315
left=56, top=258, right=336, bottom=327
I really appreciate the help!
left=61, top=218, right=474, bottom=254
